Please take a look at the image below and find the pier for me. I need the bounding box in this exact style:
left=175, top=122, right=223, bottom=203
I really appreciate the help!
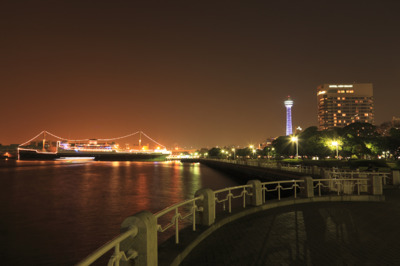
left=78, top=159, right=400, bottom=265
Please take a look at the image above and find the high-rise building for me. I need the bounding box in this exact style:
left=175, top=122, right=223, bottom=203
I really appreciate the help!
left=284, top=96, right=293, bottom=135
left=317, top=83, right=374, bottom=130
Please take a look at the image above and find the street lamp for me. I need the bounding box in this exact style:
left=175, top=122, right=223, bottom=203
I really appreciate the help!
left=332, top=141, right=339, bottom=159
left=232, top=148, right=235, bottom=160
left=249, top=145, right=254, bottom=158
left=291, top=136, right=298, bottom=159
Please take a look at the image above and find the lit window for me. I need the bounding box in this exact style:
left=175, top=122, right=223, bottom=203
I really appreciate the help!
left=338, top=110, right=341, bottom=113
left=338, top=104, right=341, bottom=107
left=365, top=113, right=369, bottom=116
left=342, top=113, right=346, bottom=116
left=337, top=97, right=341, bottom=100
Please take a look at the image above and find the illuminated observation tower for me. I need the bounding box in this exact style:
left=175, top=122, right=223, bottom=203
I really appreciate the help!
left=284, top=96, right=293, bottom=136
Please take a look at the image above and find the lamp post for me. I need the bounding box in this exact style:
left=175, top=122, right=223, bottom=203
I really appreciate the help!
left=291, top=136, right=298, bottom=159
left=332, top=141, right=339, bottom=159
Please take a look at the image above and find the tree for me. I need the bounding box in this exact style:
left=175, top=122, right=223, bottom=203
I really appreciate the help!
left=208, top=147, right=221, bottom=158
left=272, top=136, right=294, bottom=157
left=236, top=147, right=252, bottom=158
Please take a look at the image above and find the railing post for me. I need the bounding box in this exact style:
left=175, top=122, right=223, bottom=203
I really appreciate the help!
left=392, top=170, right=400, bottom=186
left=312, top=166, right=319, bottom=176
left=120, top=211, right=157, bottom=266
left=371, top=175, right=383, bottom=195
left=195, top=188, right=215, bottom=226
left=300, top=176, right=314, bottom=198
left=247, top=180, right=262, bottom=206
left=321, top=169, right=330, bottom=179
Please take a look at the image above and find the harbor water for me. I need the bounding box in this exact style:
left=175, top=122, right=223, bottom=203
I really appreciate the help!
left=0, top=160, right=239, bottom=265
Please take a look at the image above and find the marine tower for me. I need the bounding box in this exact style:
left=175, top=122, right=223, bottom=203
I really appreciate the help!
left=284, top=96, right=293, bottom=136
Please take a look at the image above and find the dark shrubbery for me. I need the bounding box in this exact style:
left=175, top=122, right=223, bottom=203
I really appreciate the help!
left=281, top=158, right=390, bottom=170
left=347, top=159, right=389, bottom=169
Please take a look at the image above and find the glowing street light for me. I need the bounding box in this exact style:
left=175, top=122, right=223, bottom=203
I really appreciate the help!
left=249, top=145, right=255, bottom=158
left=291, top=136, right=299, bottom=159
left=332, top=141, right=339, bottom=159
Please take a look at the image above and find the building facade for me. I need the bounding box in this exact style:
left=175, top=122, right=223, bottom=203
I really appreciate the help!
left=317, top=83, right=374, bottom=130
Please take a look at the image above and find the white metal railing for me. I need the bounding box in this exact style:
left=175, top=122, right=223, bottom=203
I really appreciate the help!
left=154, top=195, right=203, bottom=244
left=214, top=184, right=253, bottom=216
left=205, top=160, right=396, bottom=183
left=77, top=226, right=138, bottom=266
left=261, top=180, right=304, bottom=202
left=313, top=178, right=370, bottom=196
left=208, top=159, right=317, bottom=175
left=325, top=169, right=392, bottom=184
left=78, top=174, right=380, bottom=265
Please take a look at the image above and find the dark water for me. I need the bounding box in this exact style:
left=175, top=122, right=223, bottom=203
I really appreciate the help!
left=0, top=160, right=239, bottom=265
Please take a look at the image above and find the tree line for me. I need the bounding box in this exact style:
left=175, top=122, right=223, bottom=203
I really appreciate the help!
left=202, top=122, right=400, bottom=160
left=272, top=122, right=400, bottom=159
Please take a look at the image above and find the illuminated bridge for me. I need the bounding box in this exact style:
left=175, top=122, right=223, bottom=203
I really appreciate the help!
left=17, top=130, right=171, bottom=161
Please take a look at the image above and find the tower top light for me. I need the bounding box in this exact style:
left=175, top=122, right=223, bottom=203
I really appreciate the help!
left=284, top=96, right=293, bottom=107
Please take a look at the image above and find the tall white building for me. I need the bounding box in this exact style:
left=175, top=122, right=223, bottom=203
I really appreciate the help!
left=317, top=83, right=374, bottom=130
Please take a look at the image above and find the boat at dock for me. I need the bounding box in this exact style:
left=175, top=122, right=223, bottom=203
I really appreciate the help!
left=18, top=146, right=170, bottom=161
left=18, top=131, right=171, bottom=161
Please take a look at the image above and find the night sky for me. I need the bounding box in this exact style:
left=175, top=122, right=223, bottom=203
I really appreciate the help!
left=1, top=0, right=399, bottom=148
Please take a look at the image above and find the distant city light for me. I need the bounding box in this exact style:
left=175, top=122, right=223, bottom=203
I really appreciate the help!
left=329, top=85, right=353, bottom=88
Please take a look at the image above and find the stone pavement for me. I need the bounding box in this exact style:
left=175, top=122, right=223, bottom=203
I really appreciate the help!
left=179, top=189, right=400, bottom=266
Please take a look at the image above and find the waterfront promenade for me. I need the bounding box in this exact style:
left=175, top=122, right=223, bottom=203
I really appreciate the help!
left=78, top=161, right=400, bottom=265
left=179, top=188, right=400, bottom=265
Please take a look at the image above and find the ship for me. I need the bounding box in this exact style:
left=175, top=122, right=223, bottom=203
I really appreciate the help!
left=18, top=135, right=171, bottom=161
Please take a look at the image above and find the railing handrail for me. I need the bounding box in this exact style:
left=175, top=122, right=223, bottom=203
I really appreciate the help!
left=214, top=184, right=252, bottom=194
left=261, top=179, right=304, bottom=185
left=154, top=196, right=203, bottom=218
left=314, top=178, right=369, bottom=182
left=77, top=226, right=138, bottom=266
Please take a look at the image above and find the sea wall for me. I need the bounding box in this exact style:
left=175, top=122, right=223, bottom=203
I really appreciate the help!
left=199, top=159, right=309, bottom=182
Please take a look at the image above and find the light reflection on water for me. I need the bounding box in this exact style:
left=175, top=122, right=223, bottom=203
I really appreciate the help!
left=0, top=160, right=239, bottom=265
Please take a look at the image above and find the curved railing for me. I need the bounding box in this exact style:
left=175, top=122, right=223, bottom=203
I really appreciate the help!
left=154, top=195, right=203, bottom=244
left=214, top=184, right=253, bottom=214
left=77, top=226, right=138, bottom=266
left=262, top=179, right=303, bottom=201
left=313, top=178, right=370, bottom=196
left=78, top=174, right=384, bottom=266
left=204, top=159, right=397, bottom=183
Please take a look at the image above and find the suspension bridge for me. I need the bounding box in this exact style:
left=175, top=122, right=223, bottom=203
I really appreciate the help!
left=17, top=130, right=171, bottom=161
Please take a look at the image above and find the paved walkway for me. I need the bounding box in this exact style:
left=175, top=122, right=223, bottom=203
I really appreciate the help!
left=180, top=189, right=400, bottom=266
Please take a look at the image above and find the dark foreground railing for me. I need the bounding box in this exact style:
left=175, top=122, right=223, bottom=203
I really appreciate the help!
left=78, top=174, right=386, bottom=266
